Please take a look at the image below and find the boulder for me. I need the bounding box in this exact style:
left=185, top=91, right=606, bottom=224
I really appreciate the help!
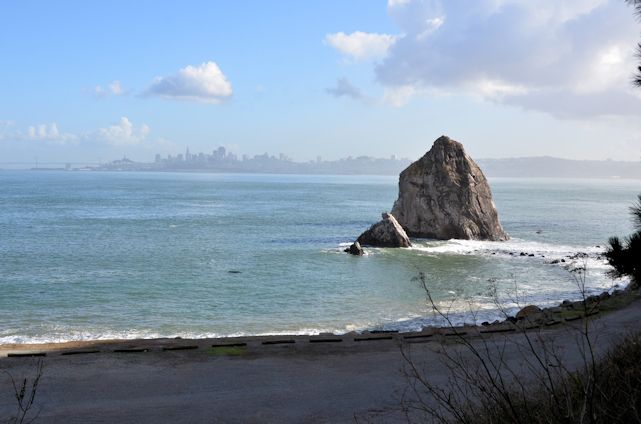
left=357, top=212, right=412, bottom=248
left=346, top=241, right=364, bottom=256
left=516, top=305, right=541, bottom=319
left=390, top=136, right=509, bottom=241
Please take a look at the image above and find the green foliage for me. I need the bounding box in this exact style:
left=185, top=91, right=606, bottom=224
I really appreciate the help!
left=626, top=1, right=641, bottom=87
left=604, top=193, right=641, bottom=285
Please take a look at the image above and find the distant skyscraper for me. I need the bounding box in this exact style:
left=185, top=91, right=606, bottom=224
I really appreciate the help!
left=243, top=154, right=249, bottom=161
left=155, top=154, right=161, bottom=163
left=391, top=155, right=398, bottom=161
left=279, top=153, right=284, bottom=161
left=218, top=146, right=226, bottom=158
left=186, top=146, right=190, bottom=160
left=317, top=156, right=321, bottom=163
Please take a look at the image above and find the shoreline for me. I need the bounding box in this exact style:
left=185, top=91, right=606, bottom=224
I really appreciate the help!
left=3, top=287, right=636, bottom=357
left=2, top=291, right=639, bottom=423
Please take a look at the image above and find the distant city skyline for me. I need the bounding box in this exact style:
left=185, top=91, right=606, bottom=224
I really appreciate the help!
left=2, top=1, right=641, bottom=165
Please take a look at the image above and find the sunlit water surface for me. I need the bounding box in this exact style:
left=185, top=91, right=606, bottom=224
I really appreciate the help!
left=1, top=171, right=639, bottom=343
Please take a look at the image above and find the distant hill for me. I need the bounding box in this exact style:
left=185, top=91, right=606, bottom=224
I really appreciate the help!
left=475, top=157, right=641, bottom=179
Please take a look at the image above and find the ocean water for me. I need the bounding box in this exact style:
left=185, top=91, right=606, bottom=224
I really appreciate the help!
left=0, top=171, right=639, bottom=344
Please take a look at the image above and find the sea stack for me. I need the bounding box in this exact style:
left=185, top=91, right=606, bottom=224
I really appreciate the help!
left=356, top=212, right=412, bottom=248
left=390, top=136, right=509, bottom=241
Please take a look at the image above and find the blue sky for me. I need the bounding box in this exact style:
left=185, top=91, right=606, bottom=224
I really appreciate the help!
left=2, top=0, right=641, bottom=166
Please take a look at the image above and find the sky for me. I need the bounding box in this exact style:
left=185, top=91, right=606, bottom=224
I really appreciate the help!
left=2, top=0, right=641, bottom=166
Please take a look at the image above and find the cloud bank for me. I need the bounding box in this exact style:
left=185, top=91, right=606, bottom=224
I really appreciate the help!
left=140, top=62, right=233, bottom=104
left=0, top=118, right=157, bottom=148
left=374, top=0, right=641, bottom=118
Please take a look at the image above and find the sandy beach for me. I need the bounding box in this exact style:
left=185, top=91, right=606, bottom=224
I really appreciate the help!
left=1, top=292, right=640, bottom=424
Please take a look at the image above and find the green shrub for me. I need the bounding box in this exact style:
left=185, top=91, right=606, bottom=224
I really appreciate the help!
left=605, top=194, right=641, bottom=285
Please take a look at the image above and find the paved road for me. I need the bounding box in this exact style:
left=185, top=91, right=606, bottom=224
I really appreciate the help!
left=1, top=299, right=640, bottom=424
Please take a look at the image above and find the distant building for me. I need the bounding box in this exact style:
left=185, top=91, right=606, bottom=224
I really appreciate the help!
left=186, top=146, right=190, bottom=161
left=218, top=146, right=226, bottom=158
left=391, top=155, right=398, bottom=161
left=243, top=154, right=249, bottom=161
left=177, top=154, right=184, bottom=161
left=279, top=153, right=285, bottom=161
left=155, top=154, right=161, bottom=163
left=317, top=156, right=321, bottom=163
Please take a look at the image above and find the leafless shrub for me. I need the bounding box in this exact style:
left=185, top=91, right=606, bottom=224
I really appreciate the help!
left=3, top=360, right=43, bottom=424
left=398, top=262, right=641, bottom=424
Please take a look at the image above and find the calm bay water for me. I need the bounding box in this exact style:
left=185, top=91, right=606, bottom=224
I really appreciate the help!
left=1, top=171, right=639, bottom=344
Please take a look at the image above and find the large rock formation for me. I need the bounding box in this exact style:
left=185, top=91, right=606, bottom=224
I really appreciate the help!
left=356, top=212, right=412, bottom=248
left=390, top=136, right=509, bottom=241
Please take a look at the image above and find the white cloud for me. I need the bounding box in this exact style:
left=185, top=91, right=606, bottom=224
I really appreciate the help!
left=371, top=0, right=641, bottom=119
left=20, top=123, right=78, bottom=145
left=82, top=117, right=150, bottom=147
left=415, top=18, right=444, bottom=41
left=83, top=80, right=133, bottom=98
left=140, top=62, right=233, bottom=104
left=0, top=118, right=174, bottom=151
left=324, top=31, right=398, bottom=61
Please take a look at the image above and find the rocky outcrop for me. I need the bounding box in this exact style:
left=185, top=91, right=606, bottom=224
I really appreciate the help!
left=345, top=241, right=364, bottom=256
left=390, top=136, right=509, bottom=241
left=356, top=212, right=412, bottom=248
left=515, top=305, right=541, bottom=319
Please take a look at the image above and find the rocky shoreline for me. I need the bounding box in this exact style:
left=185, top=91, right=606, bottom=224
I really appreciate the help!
left=1, top=286, right=636, bottom=358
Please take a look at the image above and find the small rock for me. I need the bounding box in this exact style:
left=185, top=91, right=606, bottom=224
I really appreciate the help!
left=536, top=230, right=542, bottom=234
left=481, top=321, right=490, bottom=326
left=516, top=305, right=541, bottom=319
left=520, top=252, right=526, bottom=256
left=347, top=241, right=364, bottom=256
left=357, top=212, right=412, bottom=248
left=528, top=254, right=534, bottom=257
